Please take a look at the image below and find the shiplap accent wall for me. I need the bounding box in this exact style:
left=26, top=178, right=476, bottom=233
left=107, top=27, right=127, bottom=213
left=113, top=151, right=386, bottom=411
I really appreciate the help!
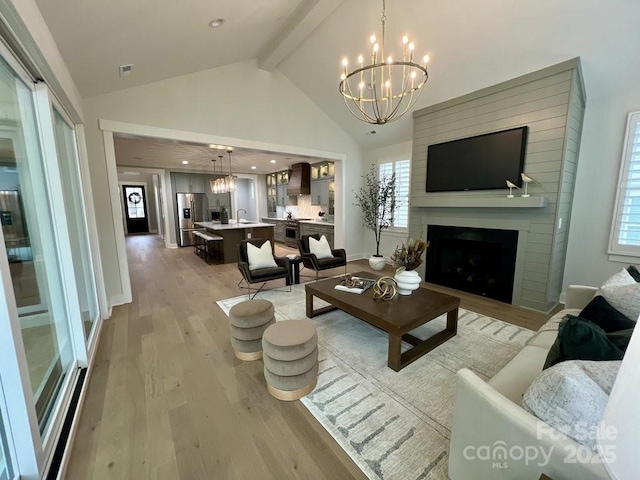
left=410, top=59, right=585, bottom=311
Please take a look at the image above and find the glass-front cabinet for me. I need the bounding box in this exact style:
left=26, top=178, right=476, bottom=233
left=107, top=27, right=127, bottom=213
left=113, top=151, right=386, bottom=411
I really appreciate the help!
left=311, top=161, right=334, bottom=180
left=266, top=173, right=277, bottom=216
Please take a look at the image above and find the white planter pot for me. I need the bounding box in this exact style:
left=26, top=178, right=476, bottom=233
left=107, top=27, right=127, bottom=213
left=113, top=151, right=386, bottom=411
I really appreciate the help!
left=394, top=268, right=421, bottom=295
left=369, top=256, right=386, bottom=271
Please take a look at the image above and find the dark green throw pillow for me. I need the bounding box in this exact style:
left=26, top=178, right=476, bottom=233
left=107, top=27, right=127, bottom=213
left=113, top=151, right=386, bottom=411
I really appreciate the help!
left=579, top=295, right=636, bottom=333
left=627, top=265, right=640, bottom=282
left=543, top=315, right=625, bottom=369
left=606, top=328, right=634, bottom=353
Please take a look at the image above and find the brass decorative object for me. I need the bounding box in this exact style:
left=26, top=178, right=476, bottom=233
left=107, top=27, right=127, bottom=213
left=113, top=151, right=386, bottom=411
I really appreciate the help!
left=342, top=274, right=358, bottom=288
left=373, top=276, right=397, bottom=301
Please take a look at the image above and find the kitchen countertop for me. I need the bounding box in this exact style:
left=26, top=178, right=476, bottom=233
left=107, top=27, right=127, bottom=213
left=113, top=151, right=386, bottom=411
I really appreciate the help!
left=298, top=220, right=334, bottom=226
left=195, top=221, right=275, bottom=230
left=261, top=217, right=334, bottom=226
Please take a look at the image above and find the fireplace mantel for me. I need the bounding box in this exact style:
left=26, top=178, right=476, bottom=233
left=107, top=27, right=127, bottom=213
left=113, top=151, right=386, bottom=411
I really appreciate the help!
left=414, top=196, right=547, bottom=209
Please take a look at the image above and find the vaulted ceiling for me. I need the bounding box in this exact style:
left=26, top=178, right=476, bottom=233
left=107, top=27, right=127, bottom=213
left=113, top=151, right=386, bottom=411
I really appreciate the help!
left=36, top=0, right=640, bottom=153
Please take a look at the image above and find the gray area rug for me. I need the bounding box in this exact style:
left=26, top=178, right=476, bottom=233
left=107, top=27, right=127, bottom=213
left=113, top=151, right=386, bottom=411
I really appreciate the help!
left=218, top=285, right=534, bottom=479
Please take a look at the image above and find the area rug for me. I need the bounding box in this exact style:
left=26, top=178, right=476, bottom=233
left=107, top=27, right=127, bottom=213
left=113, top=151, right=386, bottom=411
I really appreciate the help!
left=217, top=285, right=535, bottom=479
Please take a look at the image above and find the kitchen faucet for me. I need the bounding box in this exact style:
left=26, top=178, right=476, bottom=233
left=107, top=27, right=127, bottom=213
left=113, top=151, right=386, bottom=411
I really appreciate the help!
left=236, top=208, right=247, bottom=221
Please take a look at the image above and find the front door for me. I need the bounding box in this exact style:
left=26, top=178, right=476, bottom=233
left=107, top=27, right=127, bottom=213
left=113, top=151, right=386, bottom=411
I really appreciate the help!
left=122, top=185, right=149, bottom=234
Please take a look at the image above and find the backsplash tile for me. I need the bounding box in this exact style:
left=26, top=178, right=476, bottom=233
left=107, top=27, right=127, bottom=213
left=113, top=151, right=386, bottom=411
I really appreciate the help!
left=276, top=195, right=326, bottom=219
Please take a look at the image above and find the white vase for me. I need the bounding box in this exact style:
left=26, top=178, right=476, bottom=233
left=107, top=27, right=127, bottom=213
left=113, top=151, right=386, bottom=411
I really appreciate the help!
left=394, top=268, right=421, bottom=295
left=369, top=256, right=386, bottom=271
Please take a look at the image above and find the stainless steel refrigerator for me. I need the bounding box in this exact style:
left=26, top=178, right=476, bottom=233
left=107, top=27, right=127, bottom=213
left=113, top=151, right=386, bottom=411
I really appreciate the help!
left=176, top=193, right=208, bottom=247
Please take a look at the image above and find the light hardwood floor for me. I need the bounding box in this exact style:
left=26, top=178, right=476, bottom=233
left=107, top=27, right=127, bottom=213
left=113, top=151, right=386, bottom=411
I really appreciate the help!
left=65, top=235, right=551, bottom=479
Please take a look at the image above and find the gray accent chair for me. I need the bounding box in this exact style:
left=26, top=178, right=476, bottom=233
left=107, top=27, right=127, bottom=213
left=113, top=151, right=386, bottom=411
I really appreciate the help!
left=298, top=234, right=347, bottom=282
left=237, top=238, right=291, bottom=298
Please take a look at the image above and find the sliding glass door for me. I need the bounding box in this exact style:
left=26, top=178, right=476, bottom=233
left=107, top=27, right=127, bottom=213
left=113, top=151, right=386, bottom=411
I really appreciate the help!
left=0, top=56, right=77, bottom=432
left=0, top=405, right=13, bottom=480
left=52, top=108, right=99, bottom=340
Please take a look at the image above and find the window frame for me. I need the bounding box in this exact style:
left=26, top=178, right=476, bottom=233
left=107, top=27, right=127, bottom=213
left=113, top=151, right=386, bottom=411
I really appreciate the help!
left=378, top=158, right=410, bottom=232
left=609, top=111, right=640, bottom=261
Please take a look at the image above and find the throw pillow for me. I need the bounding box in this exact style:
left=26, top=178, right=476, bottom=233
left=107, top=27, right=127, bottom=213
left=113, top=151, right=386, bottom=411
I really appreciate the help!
left=606, top=328, right=635, bottom=353
left=627, top=265, right=640, bottom=282
left=543, top=315, right=624, bottom=369
left=246, top=240, right=278, bottom=271
left=579, top=295, right=635, bottom=332
left=600, top=283, right=640, bottom=322
left=522, top=360, right=622, bottom=451
left=309, top=235, right=334, bottom=259
left=596, top=268, right=635, bottom=296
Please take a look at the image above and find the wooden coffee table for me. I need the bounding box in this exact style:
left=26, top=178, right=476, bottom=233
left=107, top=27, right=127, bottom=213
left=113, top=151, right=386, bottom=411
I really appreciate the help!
left=305, top=271, right=460, bottom=371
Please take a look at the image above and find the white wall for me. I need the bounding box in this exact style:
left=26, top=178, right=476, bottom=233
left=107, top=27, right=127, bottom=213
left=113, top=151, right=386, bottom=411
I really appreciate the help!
left=362, top=141, right=413, bottom=258
left=81, top=60, right=365, bottom=303
left=9, top=0, right=83, bottom=120
left=563, top=87, right=640, bottom=290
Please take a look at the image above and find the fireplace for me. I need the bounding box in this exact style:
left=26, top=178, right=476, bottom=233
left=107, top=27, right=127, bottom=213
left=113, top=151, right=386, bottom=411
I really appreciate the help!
left=425, top=225, right=518, bottom=303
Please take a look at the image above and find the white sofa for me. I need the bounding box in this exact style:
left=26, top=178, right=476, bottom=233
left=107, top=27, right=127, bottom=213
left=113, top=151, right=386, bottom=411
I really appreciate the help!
left=449, top=285, right=611, bottom=480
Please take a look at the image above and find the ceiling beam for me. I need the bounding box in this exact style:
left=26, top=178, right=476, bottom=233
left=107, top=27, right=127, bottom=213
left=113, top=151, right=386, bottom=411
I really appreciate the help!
left=258, top=0, right=343, bottom=72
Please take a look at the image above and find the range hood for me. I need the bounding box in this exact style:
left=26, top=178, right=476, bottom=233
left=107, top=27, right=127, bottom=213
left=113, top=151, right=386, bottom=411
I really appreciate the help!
left=287, top=162, right=311, bottom=195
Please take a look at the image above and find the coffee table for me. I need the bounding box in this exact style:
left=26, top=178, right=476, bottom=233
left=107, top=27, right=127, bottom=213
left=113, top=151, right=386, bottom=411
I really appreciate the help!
left=305, top=271, right=460, bottom=371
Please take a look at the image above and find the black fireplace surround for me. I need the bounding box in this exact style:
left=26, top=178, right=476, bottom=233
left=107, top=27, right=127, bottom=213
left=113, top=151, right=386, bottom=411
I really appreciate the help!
left=425, top=225, right=518, bottom=303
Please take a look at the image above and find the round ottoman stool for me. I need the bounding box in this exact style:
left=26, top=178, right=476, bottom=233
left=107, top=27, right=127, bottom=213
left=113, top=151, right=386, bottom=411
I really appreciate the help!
left=262, top=320, right=318, bottom=401
left=229, top=299, right=275, bottom=361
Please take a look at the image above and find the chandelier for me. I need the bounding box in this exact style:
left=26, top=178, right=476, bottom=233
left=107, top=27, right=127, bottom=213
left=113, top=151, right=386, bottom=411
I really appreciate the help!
left=339, top=0, right=429, bottom=125
left=225, top=148, right=236, bottom=193
left=211, top=156, right=226, bottom=194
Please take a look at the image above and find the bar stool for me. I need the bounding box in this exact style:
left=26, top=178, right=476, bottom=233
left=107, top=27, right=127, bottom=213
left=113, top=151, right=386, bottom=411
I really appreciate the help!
left=201, top=232, right=223, bottom=263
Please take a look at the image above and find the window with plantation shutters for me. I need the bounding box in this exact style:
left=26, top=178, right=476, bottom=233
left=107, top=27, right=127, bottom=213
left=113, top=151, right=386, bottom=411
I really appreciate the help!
left=609, top=111, right=640, bottom=258
left=379, top=159, right=410, bottom=229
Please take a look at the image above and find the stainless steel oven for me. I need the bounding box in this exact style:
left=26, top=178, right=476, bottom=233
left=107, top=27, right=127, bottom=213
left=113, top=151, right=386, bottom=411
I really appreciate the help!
left=284, top=221, right=298, bottom=248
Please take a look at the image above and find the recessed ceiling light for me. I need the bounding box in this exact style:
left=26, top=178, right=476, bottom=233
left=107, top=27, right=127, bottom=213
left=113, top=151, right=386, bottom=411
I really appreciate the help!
left=270, top=160, right=276, bottom=164
left=182, top=160, right=189, bottom=165
left=251, top=166, right=257, bottom=170
left=209, top=144, right=217, bottom=148
left=217, top=145, right=226, bottom=150
left=209, top=18, right=225, bottom=29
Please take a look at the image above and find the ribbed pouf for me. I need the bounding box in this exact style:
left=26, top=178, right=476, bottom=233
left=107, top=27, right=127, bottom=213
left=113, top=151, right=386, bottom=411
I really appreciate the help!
left=262, top=320, right=318, bottom=401
left=229, top=299, right=275, bottom=361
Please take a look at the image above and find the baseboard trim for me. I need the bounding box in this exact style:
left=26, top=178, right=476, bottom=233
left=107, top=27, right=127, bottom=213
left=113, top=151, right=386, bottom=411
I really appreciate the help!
left=347, top=253, right=366, bottom=262
left=167, top=242, right=178, bottom=249
left=109, top=293, right=129, bottom=307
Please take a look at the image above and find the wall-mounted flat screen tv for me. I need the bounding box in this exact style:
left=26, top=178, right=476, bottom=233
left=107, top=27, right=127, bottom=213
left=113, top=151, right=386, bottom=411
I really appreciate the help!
left=425, top=126, right=528, bottom=192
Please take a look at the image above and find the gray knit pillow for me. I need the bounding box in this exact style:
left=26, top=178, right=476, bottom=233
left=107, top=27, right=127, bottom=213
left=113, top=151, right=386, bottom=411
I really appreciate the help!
left=600, top=283, right=640, bottom=322
left=522, top=360, right=621, bottom=450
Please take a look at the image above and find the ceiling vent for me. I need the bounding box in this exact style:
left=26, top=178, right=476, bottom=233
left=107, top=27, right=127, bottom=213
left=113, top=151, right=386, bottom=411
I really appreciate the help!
left=119, top=64, right=133, bottom=77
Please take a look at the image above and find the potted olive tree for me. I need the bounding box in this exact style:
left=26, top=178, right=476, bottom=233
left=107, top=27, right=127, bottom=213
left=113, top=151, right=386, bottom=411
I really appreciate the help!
left=354, top=164, right=399, bottom=270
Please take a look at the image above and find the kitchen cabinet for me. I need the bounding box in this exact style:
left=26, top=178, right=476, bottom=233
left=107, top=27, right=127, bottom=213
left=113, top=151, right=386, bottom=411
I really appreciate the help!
left=300, top=222, right=334, bottom=248
left=276, top=184, right=297, bottom=206
left=310, top=178, right=330, bottom=206
left=267, top=186, right=277, bottom=216
left=173, top=173, right=206, bottom=194
left=311, top=161, right=334, bottom=180
left=274, top=221, right=285, bottom=243
left=261, top=218, right=286, bottom=244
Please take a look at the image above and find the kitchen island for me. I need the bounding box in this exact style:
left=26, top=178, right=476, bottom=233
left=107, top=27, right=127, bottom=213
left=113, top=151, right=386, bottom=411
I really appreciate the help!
left=194, top=221, right=275, bottom=264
